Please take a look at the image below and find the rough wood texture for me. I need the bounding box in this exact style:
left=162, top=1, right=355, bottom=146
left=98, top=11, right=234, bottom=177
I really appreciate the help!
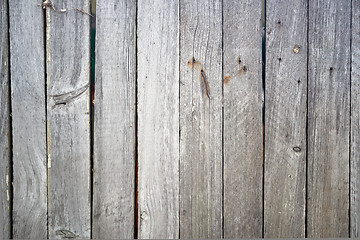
left=9, top=1, right=47, bottom=238
left=351, top=0, right=360, bottom=237
left=179, top=0, right=222, bottom=238
left=264, top=0, right=307, bottom=237
left=0, top=1, right=10, bottom=238
left=46, top=1, right=91, bottom=238
left=223, top=0, right=263, bottom=238
left=137, top=0, right=179, bottom=238
left=93, top=0, right=136, bottom=238
left=308, top=0, right=351, bottom=237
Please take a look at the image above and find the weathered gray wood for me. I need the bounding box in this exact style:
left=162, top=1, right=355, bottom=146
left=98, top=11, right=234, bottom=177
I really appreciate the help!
left=0, top=1, right=10, bottom=238
left=9, top=1, right=47, bottom=238
left=137, top=0, right=179, bottom=238
left=351, top=0, right=360, bottom=237
left=93, top=0, right=136, bottom=238
left=46, top=1, right=91, bottom=238
left=264, top=0, right=307, bottom=237
left=179, top=0, right=222, bottom=238
left=308, top=0, right=351, bottom=237
left=223, top=0, right=263, bottom=238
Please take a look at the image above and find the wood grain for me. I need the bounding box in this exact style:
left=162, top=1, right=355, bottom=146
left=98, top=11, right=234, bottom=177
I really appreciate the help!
left=93, top=0, right=136, bottom=238
left=137, top=0, right=179, bottom=238
left=264, top=0, right=307, bottom=237
left=223, top=0, right=263, bottom=238
left=0, top=0, right=10, bottom=238
left=351, top=0, right=360, bottom=237
left=46, top=1, right=91, bottom=238
left=308, top=0, right=351, bottom=237
left=9, top=1, right=47, bottom=238
left=179, top=0, right=222, bottom=238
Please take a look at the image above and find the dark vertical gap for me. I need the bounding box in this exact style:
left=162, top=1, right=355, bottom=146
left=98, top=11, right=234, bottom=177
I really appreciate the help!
left=261, top=0, right=266, bottom=238
left=6, top=0, right=13, bottom=238
left=221, top=1, right=225, bottom=238
left=134, top=0, right=139, bottom=238
left=42, top=7, right=49, bottom=240
left=305, top=0, right=310, bottom=237
left=221, top=0, right=224, bottom=238
left=178, top=0, right=181, bottom=238
left=89, top=0, right=96, bottom=238
left=349, top=0, right=353, bottom=237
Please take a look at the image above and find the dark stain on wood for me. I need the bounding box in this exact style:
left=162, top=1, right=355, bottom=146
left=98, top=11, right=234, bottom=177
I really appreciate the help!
left=237, top=56, right=242, bottom=64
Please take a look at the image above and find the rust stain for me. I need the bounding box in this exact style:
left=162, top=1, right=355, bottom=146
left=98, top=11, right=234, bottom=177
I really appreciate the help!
left=293, top=45, right=301, bottom=53
left=238, top=65, right=248, bottom=75
left=224, top=75, right=231, bottom=84
left=188, top=57, right=201, bottom=69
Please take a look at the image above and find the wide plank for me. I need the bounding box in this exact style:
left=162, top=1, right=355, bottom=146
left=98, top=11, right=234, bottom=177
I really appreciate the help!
left=308, top=0, right=351, bottom=237
left=179, top=0, right=222, bottom=238
left=0, top=1, right=10, bottom=238
left=46, top=1, right=91, bottom=238
left=264, top=0, right=307, bottom=237
left=351, top=0, right=360, bottom=237
left=223, top=0, right=263, bottom=238
left=93, top=0, right=136, bottom=238
left=9, top=1, right=47, bottom=238
left=137, top=0, right=179, bottom=238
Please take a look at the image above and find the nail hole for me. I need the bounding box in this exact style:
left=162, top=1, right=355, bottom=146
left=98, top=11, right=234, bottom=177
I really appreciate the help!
left=293, top=146, right=301, bottom=152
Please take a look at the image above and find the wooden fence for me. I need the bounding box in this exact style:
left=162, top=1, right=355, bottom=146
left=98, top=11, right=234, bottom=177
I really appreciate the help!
left=0, top=0, right=359, bottom=239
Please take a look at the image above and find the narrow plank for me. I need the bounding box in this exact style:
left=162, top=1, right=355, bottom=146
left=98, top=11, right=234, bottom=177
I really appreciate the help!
left=0, top=0, right=10, bottom=238
left=9, top=1, right=47, bottom=238
left=93, top=0, right=136, bottom=238
left=264, top=0, right=307, bottom=237
left=179, top=0, right=222, bottom=238
left=351, top=0, right=360, bottom=237
left=137, top=0, right=179, bottom=238
left=223, top=0, right=263, bottom=238
left=308, top=0, right=351, bottom=237
left=46, top=1, right=91, bottom=238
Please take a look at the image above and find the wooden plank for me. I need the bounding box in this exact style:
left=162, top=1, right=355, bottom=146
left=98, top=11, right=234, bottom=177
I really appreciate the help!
left=351, top=0, right=360, bottom=237
left=137, top=0, right=179, bottom=238
left=9, top=1, right=47, bottom=238
left=223, top=0, right=263, bottom=238
left=46, top=1, right=91, bottom=238
left=308, top=0, right=351, bottom=237
left=0, top=0, right=10, bottom=238
left=264, top=0, right=307, bottom=237
left=92, top=0, right=136, bottom=238
left=179, top=0, right=222, bottom=238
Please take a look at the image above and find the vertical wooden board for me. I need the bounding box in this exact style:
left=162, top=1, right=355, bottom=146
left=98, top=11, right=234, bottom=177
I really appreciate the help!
left=264, top=0, right=307, bottom=237
left=351, top=0, right=360, bottom=237
left=9, top=1, right=47, bottom=239
left=223, top=0, right=263, bottom=238
left=179, top=0, right=222, bottom=238
left=93, top=0, right=136, bottom=238
left=46, top=1, right=91, bottom=238
left=308, top=0, right=351, bottom=237
left=137, top=0, right=179, bottom=238
left=0, top=0, right=10, bottom=238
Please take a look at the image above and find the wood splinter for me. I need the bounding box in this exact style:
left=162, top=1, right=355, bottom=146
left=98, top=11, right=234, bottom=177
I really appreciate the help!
left=200, top=69, right=210, bottom=99
left=40, top=0, right=94, bottom=17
